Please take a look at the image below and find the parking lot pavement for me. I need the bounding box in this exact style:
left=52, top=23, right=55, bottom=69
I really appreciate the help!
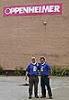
left=0, top=76, right=69, bottom=100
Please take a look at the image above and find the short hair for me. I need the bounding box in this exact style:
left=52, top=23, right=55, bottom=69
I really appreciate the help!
left=40, top=56, right=46, bottom=61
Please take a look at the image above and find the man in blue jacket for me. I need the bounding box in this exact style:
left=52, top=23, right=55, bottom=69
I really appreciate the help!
left=39, top=56, right=53, bottom=99
left=26, top=57, right=39, bottom=99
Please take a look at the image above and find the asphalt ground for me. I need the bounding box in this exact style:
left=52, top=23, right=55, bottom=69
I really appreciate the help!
left=0, top=76, right=69, bottom=100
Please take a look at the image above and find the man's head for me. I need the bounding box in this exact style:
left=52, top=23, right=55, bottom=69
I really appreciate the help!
left=31, top=57, right=36, bottom=63
left=40, top=56, right=46, bottom=64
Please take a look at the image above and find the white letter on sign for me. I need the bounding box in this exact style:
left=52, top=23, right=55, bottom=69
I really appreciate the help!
left=54, top=5, right=60, bottom=12
left=5, top=8, right=10, bottom=15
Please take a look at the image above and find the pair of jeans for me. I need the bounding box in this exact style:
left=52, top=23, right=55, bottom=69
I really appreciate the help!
left=41, top=76, right=52, bottom=97
left=29, top=76, right=39, bottom=97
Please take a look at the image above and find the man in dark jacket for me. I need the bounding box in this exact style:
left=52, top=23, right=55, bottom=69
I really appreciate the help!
left=26, top=57, right=39, bottom=99
left=39, top=56, right=53, bottom=99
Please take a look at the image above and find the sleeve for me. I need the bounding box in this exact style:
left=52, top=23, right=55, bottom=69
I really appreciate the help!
left=47, top=64, right=52, bottom=75
left=26, top=64, right=30, bottom=76
left=26, top=65, right=30, bottom=72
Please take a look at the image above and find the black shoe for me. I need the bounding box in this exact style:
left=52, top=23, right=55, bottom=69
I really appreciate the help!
left=49, top=96, right=53, bottom=99
left=29, top=96, right=32, bottom=99
left=40, top=96, right=46, bottom=98
left=35, top=96, right=39, bottom=98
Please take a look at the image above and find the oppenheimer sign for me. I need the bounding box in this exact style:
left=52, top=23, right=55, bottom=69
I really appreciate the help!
left=3, top=3, right=62, bottom=16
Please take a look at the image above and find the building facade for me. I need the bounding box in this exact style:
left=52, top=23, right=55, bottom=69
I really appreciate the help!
left=0, top=0, right=69, bottom=69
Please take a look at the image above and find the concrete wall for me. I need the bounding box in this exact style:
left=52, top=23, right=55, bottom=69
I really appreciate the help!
left=0, top=0, right=69, bottom=69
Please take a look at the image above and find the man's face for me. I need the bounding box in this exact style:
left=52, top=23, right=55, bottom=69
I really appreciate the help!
left=32, top=58, right=36, bottom=63
left=40, top=58, right=45, bottom=64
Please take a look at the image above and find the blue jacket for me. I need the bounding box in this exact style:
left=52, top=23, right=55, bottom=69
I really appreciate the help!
left=39, top=62, right=51, bottom=76
left=26, top=63, right=39, bottom=76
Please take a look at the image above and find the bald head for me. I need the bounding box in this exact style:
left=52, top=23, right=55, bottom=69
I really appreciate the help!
left=31, top=57, right=36, bottom=63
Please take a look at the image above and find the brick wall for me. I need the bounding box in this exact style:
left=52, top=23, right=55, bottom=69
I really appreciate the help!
left=0, top=0, right=69, bottom=69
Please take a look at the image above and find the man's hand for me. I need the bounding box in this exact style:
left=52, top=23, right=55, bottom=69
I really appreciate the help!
left=48, top=76, right=51, bottom=79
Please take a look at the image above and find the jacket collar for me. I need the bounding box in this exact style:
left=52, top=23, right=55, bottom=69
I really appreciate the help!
left=31, top=62, right=37, bottom=65
left=41, top=62, right=46, bottom=65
